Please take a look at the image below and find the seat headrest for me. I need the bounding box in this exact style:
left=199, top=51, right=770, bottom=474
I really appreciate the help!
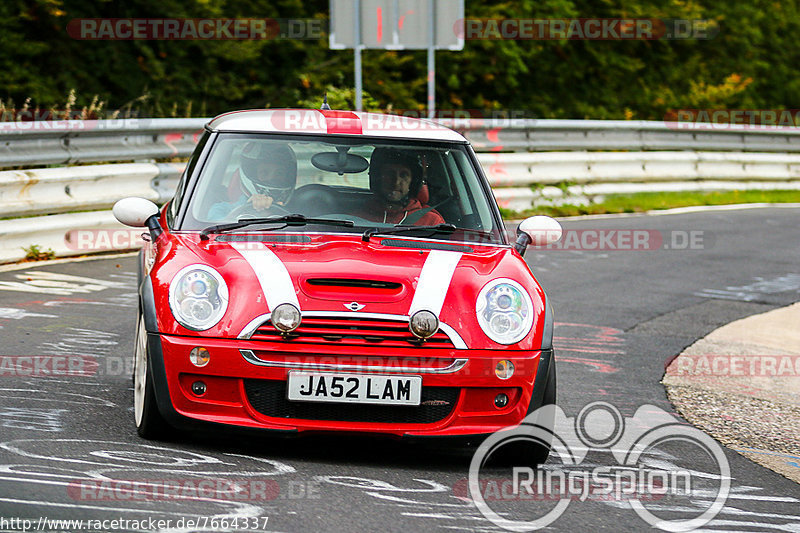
left=417, top=183, right=429, bottom=204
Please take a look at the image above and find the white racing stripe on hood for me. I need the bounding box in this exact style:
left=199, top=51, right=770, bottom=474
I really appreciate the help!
left=231, top=242, right=299, bottom=311
left=408, top=250, right=463, bottom=317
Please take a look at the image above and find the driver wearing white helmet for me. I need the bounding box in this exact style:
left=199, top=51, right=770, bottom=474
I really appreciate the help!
left=208, top=142, right=297, bottom=220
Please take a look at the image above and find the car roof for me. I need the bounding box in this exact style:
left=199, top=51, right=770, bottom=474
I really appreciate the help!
left=205, top=109, right=468, bottom=143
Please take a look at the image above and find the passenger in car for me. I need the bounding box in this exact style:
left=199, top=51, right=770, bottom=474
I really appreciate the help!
left=357, top=148, right=445, bottom=225
left=207, top=142, right=297, bottom=220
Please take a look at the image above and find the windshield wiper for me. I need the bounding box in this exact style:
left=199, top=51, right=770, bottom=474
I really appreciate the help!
left=200, top=214, right=354, bottom=240
left=362, top=223, right=500, bottom=242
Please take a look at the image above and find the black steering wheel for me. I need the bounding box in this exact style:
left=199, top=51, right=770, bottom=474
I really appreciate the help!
left=228, top=200, right=290, bottom=220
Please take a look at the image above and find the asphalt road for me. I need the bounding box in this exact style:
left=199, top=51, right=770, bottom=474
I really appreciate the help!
left=0, top=206, right=798, bottom=532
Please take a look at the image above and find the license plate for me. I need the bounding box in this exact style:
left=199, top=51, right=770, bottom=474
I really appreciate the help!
left=286, top=371, right=422, bottom=406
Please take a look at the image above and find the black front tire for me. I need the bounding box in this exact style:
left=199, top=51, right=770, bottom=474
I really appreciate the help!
left=133, top=313, right=171, bottom=440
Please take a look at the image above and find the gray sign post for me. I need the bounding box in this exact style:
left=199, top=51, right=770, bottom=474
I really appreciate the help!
left=330, top=0, right=464, bottom=117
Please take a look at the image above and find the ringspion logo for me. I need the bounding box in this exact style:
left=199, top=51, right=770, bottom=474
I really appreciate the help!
left=469, top=402, right=730, bottom=531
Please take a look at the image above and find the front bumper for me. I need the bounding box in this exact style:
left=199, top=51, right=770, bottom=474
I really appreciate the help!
left=148, top=332, right=549, bottom=438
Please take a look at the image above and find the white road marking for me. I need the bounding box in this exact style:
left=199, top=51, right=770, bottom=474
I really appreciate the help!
left=0, top=408, right=66, bottom=432
left=0, top=271, right=127, bottom=295
left=0, top=308, right=57, bottom=320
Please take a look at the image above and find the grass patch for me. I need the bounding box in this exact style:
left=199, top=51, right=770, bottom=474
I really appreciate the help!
left=22, top=244, right=55, bottom=261
left=504, top=189, right=800, bottom=219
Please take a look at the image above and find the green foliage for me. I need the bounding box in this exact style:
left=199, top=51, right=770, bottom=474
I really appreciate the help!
left=0, top=0, right=798, bottom=118
left=22, top=244, right=55, bottom=261
left=297, top=85, right=381, bottom=112
left=498, top=206, right=517, bottom=219
left=506, top=189, right=800, bottom=218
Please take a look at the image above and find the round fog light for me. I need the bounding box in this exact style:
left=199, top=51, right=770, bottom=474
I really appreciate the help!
left=191, top=381, right=207, bottom=396
left=495, top=360, right=515, bottom=380
left=495, top=393, right=509, bottom=408
left=189, top=347, right=210, bottom=367
left=409, top=310, right=439, bottom=339
left=272, top=303, right=301, bottom=333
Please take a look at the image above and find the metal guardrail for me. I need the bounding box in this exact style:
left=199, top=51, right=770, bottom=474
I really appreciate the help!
left=2, top=118, right=800, bottom=169
left=0, top=211, right=134, bottom=264
left=474, top=151, right=800, bottom=210
left=2, top=117, right=800, bottom=262
left=476, top=151, right=800, bottom=186
left=0, top=118, right=206, bottom=167
left=0, top=163, right=183, bottom=219
left=445, top=119, right=800, bottom=152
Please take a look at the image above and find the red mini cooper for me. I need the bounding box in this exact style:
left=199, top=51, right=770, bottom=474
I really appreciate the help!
left=114, top=109, right=562, bottom=459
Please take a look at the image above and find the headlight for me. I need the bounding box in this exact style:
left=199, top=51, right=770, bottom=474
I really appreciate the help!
left=476, top=278, right=534, bottom=345
left=169, top=265, right=229, bottom=331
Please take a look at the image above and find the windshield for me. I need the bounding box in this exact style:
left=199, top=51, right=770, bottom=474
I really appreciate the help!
left=179, top=133, right=504, bottom=244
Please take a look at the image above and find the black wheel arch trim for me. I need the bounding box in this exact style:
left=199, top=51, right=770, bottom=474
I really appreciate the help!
left=527, top=348, right=555, bottom=415
left=145, top=331, right=185, bottom=428
left=140, top=273, right=159, bottom=334
left=136, top=249, right=143, bottom=291
left=525, top=289, right=556, bottom=414
left=540, top=291, right=554, bottom=351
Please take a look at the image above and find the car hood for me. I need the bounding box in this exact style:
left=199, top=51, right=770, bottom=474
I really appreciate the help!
left=150, top=232, right=548, bottom=350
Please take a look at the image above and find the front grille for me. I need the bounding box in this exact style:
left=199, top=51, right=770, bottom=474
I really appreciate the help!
left=244, top=379, right=460, bottom=424
left=250, top=316, right=455, bottom=348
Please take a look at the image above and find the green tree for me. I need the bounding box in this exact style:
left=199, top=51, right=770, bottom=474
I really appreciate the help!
left=1, top=0, right=798, bottom=120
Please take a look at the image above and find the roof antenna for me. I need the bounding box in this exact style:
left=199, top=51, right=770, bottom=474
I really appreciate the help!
left=321, top=93, right=331, bottom=110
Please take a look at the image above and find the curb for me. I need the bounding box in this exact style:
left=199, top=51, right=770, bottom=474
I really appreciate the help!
left=0, top=251, right=138, bottom=273
left=663, top=301, right=800, bottom=483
